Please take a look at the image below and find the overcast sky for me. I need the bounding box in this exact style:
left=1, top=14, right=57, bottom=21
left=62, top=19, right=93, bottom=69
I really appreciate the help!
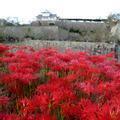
left=0, top=0, right=120, bottom=23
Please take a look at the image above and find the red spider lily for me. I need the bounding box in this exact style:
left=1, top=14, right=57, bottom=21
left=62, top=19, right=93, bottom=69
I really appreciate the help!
left=32, top=94, right=50, bottom=113
left=46, top=71, right=58, bottom=80
left=39, top=114, right=57, bottom=120
left=75, top=82, right=95, bottom=95
left=19, top=98, right=35, bottom=115
left=61, top=102, right=81, bottom=119
left=0, top=44, right=9, bottom=54
left=0, top=114, right=20, bottom=120
left=0, top=96, right=9, bottom=106
left=0, top=43, right=120, bottom=119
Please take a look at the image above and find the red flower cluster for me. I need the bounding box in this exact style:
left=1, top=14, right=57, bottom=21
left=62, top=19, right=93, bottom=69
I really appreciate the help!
left=0, top=44, right=120, bottom=120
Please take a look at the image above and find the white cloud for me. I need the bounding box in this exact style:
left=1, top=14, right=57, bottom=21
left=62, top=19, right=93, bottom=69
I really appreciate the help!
left=0, top=0, right=120, bottom=23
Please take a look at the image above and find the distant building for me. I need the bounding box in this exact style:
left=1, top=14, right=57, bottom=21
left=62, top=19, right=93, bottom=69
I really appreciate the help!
left=36, top=10, right=58, bottom=21
left=31, top=10, right=59, bottom=26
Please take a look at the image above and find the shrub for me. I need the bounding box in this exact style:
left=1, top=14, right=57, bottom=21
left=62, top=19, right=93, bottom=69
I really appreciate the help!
left=0, top=34, right=5, bottom=42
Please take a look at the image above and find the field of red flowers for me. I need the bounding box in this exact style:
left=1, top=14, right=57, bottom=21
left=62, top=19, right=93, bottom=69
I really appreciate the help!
left=0, top=43, right=120, bottom=120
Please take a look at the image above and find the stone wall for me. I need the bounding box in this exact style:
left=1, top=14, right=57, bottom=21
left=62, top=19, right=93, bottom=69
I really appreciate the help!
left=0, top=21, right=110, bottom=42
left=0, top=26, right=59, bottom=40
left=56, top=21, right=109, bottom=42
left=12, top=40, right=114, bottom=54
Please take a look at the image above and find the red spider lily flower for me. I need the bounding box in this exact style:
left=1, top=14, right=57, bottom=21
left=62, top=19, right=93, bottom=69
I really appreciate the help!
left=19, top=98, right=34, bottom=115
left=0, top=96, right=9, bottom=106
left=96, top=81, right=119, bottom=99
left=0, top=44, right=9, bottom=54
left=78, top=99, right=101, bottom=120
left=32, top=94, right=50, bottom=112
left=8, top=73, right=38, bottom=85
left=64, top=73, right=78, bottom=82
left=0, top=114, right=20, bottom=120
left=20, top=73, right=38, bottom=85
left=75, top=82, right=94, bottom=95
left=51, top=88, right=77, bottom=108
left=36, top=84, right=51, bottom=95
left=40, top=114, right=57, bottom=120
left=61, top=103, right=81, bottom=119
left=46, top=71, right=58, bottom=79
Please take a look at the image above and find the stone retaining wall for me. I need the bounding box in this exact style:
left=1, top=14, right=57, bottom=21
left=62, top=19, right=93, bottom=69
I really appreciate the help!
left=0, top=26, right=59, bottom=40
